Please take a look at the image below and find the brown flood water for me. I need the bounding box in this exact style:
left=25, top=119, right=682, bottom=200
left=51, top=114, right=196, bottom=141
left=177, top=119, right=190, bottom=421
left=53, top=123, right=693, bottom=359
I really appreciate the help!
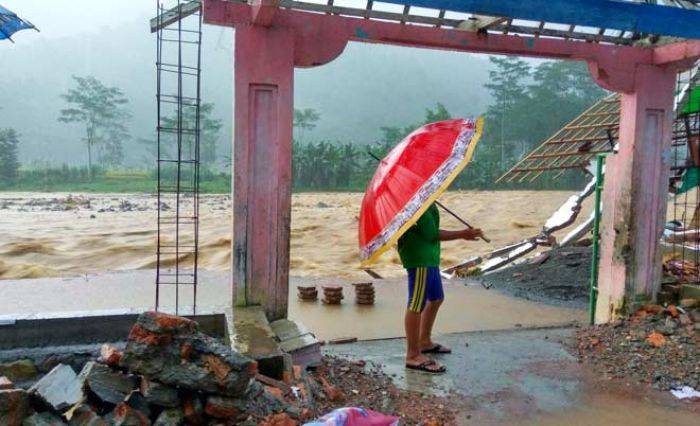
left=0, top=190, right=594, bottom=280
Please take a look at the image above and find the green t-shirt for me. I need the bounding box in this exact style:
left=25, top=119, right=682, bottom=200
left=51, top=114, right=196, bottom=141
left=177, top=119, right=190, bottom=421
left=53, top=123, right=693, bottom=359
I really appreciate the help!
left=398, top=203, right=440, bottom=268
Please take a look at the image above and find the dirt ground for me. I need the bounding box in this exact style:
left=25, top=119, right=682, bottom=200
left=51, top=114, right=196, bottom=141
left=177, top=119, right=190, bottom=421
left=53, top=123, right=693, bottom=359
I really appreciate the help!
left=0, top=190, right=593, bottom=280
left=576, top=304, right=700, bottom=391
left=479, top=246, right=592, bottom=309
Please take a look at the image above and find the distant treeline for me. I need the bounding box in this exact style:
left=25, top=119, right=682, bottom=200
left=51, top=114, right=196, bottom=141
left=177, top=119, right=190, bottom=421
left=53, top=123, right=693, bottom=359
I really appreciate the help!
left=291, top=59, right=604, bottom=191
left=2, top=59, right=603, bottom=193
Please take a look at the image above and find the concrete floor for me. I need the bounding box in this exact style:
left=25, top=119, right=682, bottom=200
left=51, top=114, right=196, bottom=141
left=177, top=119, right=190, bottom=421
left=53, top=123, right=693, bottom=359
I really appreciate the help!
left=1, top=271, right=696, bottom=424
left=0, top=270, right=585, bottom=341
left=325, top=328, right=699, bottom=425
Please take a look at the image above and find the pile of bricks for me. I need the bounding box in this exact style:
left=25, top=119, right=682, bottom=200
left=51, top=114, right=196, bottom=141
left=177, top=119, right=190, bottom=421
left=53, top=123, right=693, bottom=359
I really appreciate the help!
left=322, top=286, right=344, bottom=305
left=353, top=283, right=375, bottom=305
left=0, top=312, right=330, bottom=425
left=297, top=285, right=318, bottom=302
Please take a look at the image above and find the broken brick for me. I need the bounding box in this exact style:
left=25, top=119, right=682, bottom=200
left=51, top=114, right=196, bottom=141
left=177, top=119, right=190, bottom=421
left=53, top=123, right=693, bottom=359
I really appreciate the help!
left=0, top=376, right=13, bottom=390
left=99, top=344, right=123, bottom=368
left=260, top=413, right=299, bottom=426
left=666, top=305, right=680, bottom=318
left=140, top=378, right=179, bottom=408
left=183, top=394, right=205, bottom=425
left=204, top=395, right=245, bottom=419
left=104, top=402, right=149, bottom=426
left=0, top=389, right=30, bottom=426
left=292, top=366, right=303, bottom=381
left=154, top=407, right=184, bottom=426
left=317, top=376, right=344, bottom=402
left=645, top=331, right=666, bottom=348
left=122, top=312, right=254, bottom=397
left=265, top=386, right=285, bottom=401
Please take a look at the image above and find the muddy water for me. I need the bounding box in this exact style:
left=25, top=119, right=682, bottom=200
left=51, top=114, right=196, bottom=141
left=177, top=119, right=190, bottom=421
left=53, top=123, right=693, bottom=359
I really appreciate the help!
left=525, top=394, right=698, bottom=426
left=0, top=191, right=594, bottom=280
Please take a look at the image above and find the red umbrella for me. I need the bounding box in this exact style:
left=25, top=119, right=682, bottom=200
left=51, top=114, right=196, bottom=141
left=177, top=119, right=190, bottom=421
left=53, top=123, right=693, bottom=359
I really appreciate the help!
left=359, top=117, right=484, bottom=266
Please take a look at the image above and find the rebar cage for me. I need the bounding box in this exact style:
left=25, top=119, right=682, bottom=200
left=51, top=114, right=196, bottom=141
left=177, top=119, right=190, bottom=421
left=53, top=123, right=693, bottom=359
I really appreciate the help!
left=154, top=0, right=203, bottom=315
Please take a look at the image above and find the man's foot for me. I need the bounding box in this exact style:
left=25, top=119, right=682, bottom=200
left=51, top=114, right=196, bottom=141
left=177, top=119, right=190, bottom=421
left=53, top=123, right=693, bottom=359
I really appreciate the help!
left=420, top=342, right=452, bottom=354
left=405, top=355, right=446, bottom=374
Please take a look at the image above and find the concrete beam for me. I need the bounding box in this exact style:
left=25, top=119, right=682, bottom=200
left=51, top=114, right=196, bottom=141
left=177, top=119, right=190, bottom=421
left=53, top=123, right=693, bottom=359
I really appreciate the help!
left=202, top=0, right=651, bottom=66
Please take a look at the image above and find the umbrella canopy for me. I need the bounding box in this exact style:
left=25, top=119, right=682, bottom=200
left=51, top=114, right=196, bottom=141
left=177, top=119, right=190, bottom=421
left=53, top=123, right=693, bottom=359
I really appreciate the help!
left=359, top=117, right=483, bottom=266
left=0, top=4, right=36, bottom=42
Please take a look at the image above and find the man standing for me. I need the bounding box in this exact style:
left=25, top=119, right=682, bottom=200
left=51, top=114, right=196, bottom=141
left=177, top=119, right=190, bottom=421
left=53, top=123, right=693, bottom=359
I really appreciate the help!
left=398, top=203, right=482, bottom=373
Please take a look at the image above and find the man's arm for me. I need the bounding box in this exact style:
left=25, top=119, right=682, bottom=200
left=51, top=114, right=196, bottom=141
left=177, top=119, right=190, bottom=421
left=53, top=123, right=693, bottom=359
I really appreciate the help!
left=439, top=228, right=483, bottom=242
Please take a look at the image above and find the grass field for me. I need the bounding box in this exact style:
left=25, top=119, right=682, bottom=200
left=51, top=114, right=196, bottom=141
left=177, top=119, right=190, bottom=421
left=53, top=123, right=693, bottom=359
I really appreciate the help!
left=3, top=171, right=232, bottom=194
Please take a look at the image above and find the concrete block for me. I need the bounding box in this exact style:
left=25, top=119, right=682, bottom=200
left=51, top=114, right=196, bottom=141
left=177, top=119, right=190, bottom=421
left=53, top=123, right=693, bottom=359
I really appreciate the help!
left=78, top=362, right=136, bottom=405
left=231, top=306, right=286, bottom=379
left=29, top=364, right=83, bottom=412
left=270, top=319, right=321, bottom=368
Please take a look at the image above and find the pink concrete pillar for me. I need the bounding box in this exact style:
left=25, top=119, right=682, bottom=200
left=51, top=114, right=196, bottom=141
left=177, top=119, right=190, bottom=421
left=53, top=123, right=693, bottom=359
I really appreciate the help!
left=595, top=64, right=676, bottom=323
left=233, top=24, right=294, bottom=320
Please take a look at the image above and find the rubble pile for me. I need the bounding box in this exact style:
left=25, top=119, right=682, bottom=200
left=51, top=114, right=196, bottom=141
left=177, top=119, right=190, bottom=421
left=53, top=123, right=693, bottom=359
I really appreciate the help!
left=576, top=303, right=700, bottom=391
left=0, top=312, right=457, bottom=425
left=308, top=356, right=457, bottom=426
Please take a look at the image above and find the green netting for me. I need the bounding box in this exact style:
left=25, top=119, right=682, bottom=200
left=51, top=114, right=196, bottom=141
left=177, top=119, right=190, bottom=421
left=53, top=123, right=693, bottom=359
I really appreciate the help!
left=682, top=85, right=700, bottom=115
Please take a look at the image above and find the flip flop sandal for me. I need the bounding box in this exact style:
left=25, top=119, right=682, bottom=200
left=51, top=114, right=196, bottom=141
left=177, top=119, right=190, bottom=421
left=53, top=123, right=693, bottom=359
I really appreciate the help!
left=421, top=344, right=452, bottom=354
left=405, top=360, right=446, bottom=374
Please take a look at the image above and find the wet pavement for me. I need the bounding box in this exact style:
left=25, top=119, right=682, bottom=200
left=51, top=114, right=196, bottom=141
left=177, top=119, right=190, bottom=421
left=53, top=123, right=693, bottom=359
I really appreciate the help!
left=0, top=270, right=585, bottom=341
left=325, top=327, right=700, bottom=425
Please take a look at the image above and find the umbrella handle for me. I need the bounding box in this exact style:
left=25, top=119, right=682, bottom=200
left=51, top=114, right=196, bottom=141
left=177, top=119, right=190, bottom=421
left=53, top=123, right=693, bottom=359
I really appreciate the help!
left=435, top=201, right=491, bottom=243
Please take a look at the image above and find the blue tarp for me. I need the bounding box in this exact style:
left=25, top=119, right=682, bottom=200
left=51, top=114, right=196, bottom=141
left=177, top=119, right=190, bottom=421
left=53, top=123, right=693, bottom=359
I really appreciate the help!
left=0, top=4, right=36, bottom=41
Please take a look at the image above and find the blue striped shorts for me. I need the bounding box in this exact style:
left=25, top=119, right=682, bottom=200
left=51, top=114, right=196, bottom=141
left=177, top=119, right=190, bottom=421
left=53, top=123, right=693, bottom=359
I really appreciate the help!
left=406, top=266, right=444, bottom=313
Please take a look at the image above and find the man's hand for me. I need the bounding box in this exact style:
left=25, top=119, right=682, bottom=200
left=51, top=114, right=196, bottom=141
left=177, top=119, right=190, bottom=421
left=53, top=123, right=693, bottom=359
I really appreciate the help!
left=438, top=228, right=485, bottom=242
left=461, top=228, right=483, bottom=241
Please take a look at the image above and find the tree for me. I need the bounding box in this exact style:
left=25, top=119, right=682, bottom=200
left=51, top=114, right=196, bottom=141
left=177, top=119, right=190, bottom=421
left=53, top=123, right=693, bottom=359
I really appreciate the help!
left=0, top=128, right=20, bottom=185
left=58, top=76, right=131, bottom=178
left=293, top=108, right=321, bottom=141
left=424, top=102, right=451, bottom=123
left=484, top=56, right=532, bottom=169
left=160, top=102, right=223, bottom=168
left=379, top=103, right=452, bottom=147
